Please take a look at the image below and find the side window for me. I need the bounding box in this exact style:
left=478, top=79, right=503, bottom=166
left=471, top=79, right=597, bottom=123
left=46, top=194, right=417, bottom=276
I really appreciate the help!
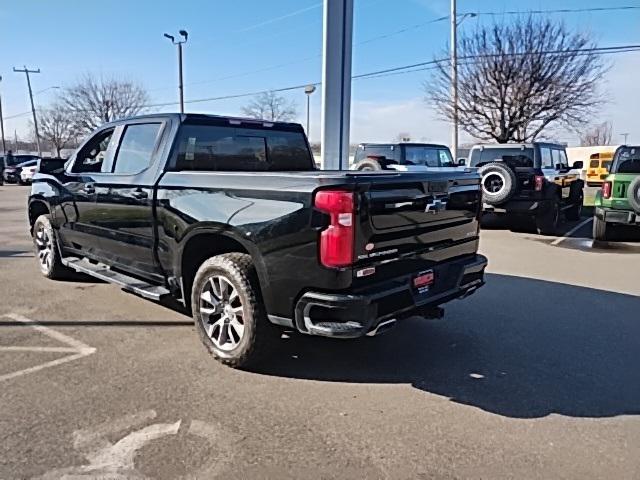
left=112, top=123, right=162, bottom=174
left=558, top=150, right=569, bottom=168
left=551, top=149, right=561, bottom=169
left=541, top=147, right=553, bottom=169
left=71, top=129, right=115, bottom=173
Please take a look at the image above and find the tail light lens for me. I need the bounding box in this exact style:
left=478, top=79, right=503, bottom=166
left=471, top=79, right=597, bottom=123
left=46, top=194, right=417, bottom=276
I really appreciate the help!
left=314, top=190, right=355, bottom=268
left=534, top=175, right=545, bottom=192
left=602, top=181, right=612, bottom=199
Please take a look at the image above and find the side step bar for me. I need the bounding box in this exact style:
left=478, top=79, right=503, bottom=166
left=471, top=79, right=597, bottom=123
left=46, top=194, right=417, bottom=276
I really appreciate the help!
left=62, top=257, right=170, bottom=301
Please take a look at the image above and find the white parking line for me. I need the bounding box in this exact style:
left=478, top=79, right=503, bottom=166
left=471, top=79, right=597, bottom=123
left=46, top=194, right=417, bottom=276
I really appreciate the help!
left=0, top=313, right=96, bottom=383
left=551, top=218, right=593, bottom=246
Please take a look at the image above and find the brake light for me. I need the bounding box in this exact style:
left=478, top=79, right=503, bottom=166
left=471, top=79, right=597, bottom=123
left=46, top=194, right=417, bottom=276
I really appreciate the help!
left=602, top=181, right=612, bottom=199
left=315, top=190, right=355, bottom=268
left=534, top=175, right=545, bottom=192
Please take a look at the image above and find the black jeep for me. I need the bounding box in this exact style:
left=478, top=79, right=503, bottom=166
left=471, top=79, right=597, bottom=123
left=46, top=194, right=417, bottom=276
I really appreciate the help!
left=468, top=143, right=584, bottom=234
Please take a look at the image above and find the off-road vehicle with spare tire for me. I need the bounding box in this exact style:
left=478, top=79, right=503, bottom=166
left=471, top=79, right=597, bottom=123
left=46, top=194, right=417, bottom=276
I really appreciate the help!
left=468, top=143, right=584, bottom=235
left=593, top=145, right=640, bottom=241
left=28, top=113, right=487, bottom=369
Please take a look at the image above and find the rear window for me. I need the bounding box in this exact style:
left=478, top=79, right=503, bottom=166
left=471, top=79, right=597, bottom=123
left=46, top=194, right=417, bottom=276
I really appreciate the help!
left=404, top=146, right=453, bottom=167
left=470, top=147, right=534, bottom=168
left=354, top=145, right=398, bottom=163
left=612, top=147, right=640, bottom=174
left=174, top=124, right=313, bottom=171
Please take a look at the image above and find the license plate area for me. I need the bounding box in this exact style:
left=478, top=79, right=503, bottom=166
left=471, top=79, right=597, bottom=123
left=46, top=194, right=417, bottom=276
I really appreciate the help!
left=413, top=270, right=434, bottom=295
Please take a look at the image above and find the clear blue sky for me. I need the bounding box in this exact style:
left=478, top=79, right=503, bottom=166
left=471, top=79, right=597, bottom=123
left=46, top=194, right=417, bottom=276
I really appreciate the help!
left=1, top=0, right=639, bottom=145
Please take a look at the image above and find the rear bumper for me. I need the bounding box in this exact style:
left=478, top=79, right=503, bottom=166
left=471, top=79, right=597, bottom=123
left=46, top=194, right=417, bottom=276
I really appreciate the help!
left=595, top=207, right=640, bottom=225
left=483, top=198, right=552, bottom=215
left=293, top=254, right=487, bottom=338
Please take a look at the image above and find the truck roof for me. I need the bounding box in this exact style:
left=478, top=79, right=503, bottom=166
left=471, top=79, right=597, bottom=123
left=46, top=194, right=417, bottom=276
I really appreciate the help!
left=471, top=142, right=566, bottom=150
left=104, top=113, right=305, bottom=132
left=359, top=142, right=449, bottom=149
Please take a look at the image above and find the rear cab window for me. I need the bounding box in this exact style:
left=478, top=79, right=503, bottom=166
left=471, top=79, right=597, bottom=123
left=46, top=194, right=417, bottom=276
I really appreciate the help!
left=354, top=145, right=398, bottom=164
left=612, top=147, right=640, bottom=174
left=403, top=146, right=453, bottom=167
left=470, top=147, right=535, bottom=168
left=174, top=124, right=313, bottom=171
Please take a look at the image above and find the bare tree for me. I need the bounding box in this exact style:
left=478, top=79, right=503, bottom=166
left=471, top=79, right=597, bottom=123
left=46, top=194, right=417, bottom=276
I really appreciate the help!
left=580, top=121, right=613, bottom=146
left=425, top=17, right=607, bottom=143
left=35, top=104, right=78, bottom=157
left=241, top=91, right=297, bottom=122
left=59, top=74, right=150, bottom=133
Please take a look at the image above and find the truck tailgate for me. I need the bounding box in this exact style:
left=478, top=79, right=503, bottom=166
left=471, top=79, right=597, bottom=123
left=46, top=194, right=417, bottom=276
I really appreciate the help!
left=352, top=171, right=481, bottom=275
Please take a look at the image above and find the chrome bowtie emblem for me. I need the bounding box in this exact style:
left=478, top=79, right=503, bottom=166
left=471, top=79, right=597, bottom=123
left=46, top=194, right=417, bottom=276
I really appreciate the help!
left=425, top=198, right=447, bottom=214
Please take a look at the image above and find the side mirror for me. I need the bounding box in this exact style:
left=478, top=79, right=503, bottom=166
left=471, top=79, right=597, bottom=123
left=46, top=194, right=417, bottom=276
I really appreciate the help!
left=458, top=158, right=466, bottom=166
left=573, top=161, right=583, bottom=170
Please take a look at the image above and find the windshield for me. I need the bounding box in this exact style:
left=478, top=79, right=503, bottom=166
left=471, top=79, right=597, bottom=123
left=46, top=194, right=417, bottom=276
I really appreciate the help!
left=404, top=146, right=454, bottom=167
left=612, top=147, right=640, bottom=174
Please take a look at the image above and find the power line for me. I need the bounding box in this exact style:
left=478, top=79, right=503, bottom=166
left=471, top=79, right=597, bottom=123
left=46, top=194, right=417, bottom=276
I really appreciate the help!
left=5, top=43, right=638, bottom=118
left=161, top=4, right=640, bottom=92
left=472, top=5, right=640, bottom=16
left=144, top=43, right=640, bottom=109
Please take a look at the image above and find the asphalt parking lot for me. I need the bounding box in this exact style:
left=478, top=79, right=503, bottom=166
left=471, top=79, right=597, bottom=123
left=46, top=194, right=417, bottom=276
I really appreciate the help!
left=1, top=185, right=639, bottom=479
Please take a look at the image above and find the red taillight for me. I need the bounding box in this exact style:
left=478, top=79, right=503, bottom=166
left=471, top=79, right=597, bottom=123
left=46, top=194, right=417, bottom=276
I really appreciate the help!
left=315, top=190, right=355, bottom=268
left=602, top=181, right=612, bottom=199
left=534, top=175, right=545, bottom=192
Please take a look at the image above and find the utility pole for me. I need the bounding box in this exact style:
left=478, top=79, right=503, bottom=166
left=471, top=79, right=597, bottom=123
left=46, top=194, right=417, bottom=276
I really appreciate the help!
left=620, top=133, right=629, bottom=145
left=0, top=76, right=6, bottom=155
left=13, top=66, right=42, bottom=157
left=164, top=30, right=188, bottom=113
left=450, top=0, right=458, bottom=162
left=304, top=84, right=316, bottom=137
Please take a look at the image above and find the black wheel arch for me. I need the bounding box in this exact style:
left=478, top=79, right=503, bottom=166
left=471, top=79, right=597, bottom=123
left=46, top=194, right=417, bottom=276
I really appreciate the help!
left=176, top=227, right=268, bottom=310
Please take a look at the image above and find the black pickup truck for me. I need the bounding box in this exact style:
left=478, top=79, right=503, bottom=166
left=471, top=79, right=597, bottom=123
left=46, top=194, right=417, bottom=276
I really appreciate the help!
left=29, top=113, right=487, bottom=368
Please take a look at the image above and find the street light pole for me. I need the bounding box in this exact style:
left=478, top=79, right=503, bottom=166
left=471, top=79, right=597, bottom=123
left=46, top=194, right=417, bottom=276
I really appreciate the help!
left=164, top=30, right=188, bottom=113
left=0, top=76, right=6, bottom=155
left=304, top=84, right=316, bottom=137
left=13, top=66, right=42, bottom=158
left=621, top=133, right=629, bottom=145
left=450, top=0, right=458, bottom=162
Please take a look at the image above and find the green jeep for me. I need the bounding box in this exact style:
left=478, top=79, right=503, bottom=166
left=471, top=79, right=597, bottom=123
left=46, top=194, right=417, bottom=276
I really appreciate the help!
left=593, top=146, right=640, bottom=240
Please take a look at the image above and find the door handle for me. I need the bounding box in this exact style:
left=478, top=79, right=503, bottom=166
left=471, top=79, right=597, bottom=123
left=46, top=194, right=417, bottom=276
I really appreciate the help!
left=82, top=183, right=95, bottom=194
left=131, top=188, right=148, bottom=199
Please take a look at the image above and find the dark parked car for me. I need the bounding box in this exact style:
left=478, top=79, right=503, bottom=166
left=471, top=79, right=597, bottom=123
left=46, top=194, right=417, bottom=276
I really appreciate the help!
left=468, top=143, right=584, bottom=234
left=29, top=113, right=487, bottom=368
left=352, top=142, right=456, bottom=171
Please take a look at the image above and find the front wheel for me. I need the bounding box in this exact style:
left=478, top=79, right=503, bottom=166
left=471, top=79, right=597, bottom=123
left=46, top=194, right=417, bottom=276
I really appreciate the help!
left=191, top=253, right=278, bottom=369
left=535, top=201, right=560, bottom=235
left=32, top=214, right=74, bottom=280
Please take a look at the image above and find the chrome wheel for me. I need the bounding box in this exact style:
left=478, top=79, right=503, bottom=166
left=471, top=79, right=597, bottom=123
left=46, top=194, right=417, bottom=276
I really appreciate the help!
left=199, top=275, right=245, bottom=351
left=34, top=223, right=53, bottom=273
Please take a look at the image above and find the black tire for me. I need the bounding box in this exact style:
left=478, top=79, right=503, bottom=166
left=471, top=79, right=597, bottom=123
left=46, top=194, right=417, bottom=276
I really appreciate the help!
left=536, top=201, right=560, bottom=235
left=191, top=253, right=278, bottom=369
left=478, top=162, right=517, bottom=205
left=565, top=182, right=584, bottom=221
left=353, top=158, right=383, bottom=171
left=628, top=176, right=640, bottom=214
left=593, top=215, right=609, bottom=241
left=32, top=214, right=74, bottom=280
